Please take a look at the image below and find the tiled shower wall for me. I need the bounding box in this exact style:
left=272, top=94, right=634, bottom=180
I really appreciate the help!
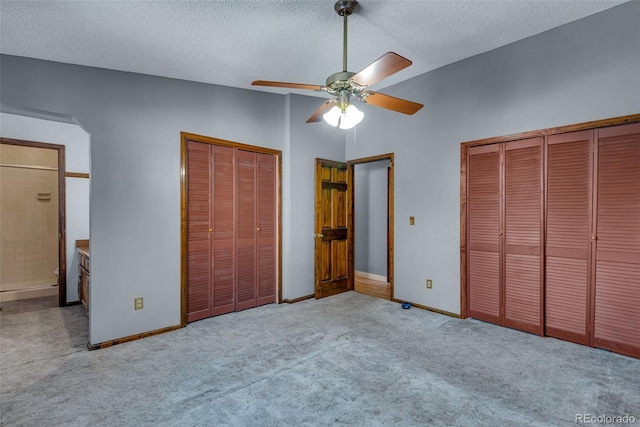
left=0, top=144, right=59, bottom=291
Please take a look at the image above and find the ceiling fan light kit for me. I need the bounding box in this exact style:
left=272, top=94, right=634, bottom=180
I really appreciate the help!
left=252, top=0, right=423, bottom=129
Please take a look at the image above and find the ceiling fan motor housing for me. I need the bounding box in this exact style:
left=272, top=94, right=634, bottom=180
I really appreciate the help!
left=334, top=0, right=358, bottom=16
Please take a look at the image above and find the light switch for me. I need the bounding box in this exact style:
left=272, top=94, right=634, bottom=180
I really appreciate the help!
left=409, top=216, right=415, bottom=226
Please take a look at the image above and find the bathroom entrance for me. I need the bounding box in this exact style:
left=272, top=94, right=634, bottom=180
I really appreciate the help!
left=0, top=139, right=66, bottom=307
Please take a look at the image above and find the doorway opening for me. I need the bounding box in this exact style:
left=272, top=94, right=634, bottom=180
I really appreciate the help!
left=348, top=153, right=394, bottom=300
left=0, top=139, right=67, bottom=307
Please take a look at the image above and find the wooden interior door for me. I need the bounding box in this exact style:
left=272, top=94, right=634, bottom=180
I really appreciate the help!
left=315, top=158, right=350, bottom=298
left=503, top=138, right=543, bottom=335
left=592, top=123, right=640, bottom=358
left=236, top=150, right=258, bottom=311
left=467, top=145, right=501, bottom=324
left=545, top=130, right=593, bottom=345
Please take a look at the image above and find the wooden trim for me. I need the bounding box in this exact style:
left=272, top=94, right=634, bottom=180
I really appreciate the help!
left=461, top=114, right=640, bottom=147
left=0, top=163, right=58, bottom=171
left=75, top=239, right=90, bottom=247
left=179, top=132, right=283, bottom=325
left=392, top=298, right=461, bottom=319
left=0, top=137, right=67, bottom=307
left=281, top=294, right=314, bottom=304
left=348, top=153, right=395, bottom=165
left=87, top=324, right=184, bottom=350
left=180, top=132, right=281, bottom=156
left=180, top=135, right=188, bottom=326
left=65, top=172, right=89, bottom=178
left=460, top=114, right=640, bottom=320
left=347, top=153, right=394, bottom=301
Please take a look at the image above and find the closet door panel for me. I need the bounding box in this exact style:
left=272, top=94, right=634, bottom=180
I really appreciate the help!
left=236, top=150, right=257, bottom=311
left=211, top=146, right=236, bottom=316
left=593, top=123, right=640, bottom=358
left=187, top=141, right=212, bottom=322
left=545, top=131, right=593, bottom=344
left=468, top=145, right=501, bottom=324
left=504, top=138, right=543, bottom=334
left=256, top=153, right=277, bottom=306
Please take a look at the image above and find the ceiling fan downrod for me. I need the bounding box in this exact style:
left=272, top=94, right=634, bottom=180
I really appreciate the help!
left=334, top=0, right=358, bottom=72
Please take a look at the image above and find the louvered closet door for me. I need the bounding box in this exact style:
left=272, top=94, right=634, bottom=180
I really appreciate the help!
left=236, top=150, right=258, bottom=311
left=468, top=145, right=501, bottom=324
left=187, top=141, right=212, bottom=322
left=545, top=131, right=593, bottom=345
left=504, top=138, right=543, bottom=335
left=593, top=123, right=640, bottom=358
left=211, top=145, right=236, bottom=316
left=256, top=153, right=277, bottom=306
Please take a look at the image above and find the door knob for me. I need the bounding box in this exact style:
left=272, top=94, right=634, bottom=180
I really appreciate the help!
left=209, top=228, right=213, bottom=232
left=257, top=227, right=261, bottom=231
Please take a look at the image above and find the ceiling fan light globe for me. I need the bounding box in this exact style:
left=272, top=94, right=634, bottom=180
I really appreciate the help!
left=323, top=106, right=342, bottom=127
left=339, top=104, right=364, bottom=129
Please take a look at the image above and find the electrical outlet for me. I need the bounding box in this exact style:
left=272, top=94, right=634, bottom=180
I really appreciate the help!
left=426, top=279, right=433, bottom=289
left=134, top=297, right=144, bottom=310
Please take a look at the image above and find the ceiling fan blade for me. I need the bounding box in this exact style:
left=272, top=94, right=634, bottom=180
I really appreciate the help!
left=252, top=80, right=324, bottom=91
left=362, top=91, right=423, bottom=115
left=306, top=100, right=338, bottom=123
left=350, top=52, right=413, bottom=88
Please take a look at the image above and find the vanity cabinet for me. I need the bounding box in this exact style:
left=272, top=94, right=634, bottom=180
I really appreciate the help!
left=77, top=245, right=90, bottom=313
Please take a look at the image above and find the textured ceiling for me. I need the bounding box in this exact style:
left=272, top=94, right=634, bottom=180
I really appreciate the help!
left=0, top=0, right=627, bottom=97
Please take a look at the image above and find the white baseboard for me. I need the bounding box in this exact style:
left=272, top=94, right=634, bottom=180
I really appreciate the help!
left=355, top=271, right=387, bottom=283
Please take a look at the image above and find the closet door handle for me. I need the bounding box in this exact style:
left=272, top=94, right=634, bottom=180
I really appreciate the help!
left=256, top=227, right=261, bottom=231
left=209, top=228, right=213, bottom=233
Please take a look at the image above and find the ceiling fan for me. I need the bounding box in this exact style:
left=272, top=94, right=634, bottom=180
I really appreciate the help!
left=251, top=0, right=424, bottom=129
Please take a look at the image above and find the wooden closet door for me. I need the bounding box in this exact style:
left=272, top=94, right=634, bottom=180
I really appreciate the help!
left=467, top=145, right=501, bottom=324
left=545, top=130, right=593, bottom=345
left=236, top=150, right=257, bottom=311
left=256, top=152, right=277, bottom=306
left=187, top=141, right=212, bottom=322
left=504, top=138, right=543, bottom=335
left=593, top=123, right=640, bottom=358
left=211, top=145, right=236, bottom=316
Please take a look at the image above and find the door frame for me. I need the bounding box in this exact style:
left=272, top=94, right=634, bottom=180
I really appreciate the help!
left=0, top=138, right=67, bottom=306
left=347, top=153, right=395, bottom=300
left=179, top=132, right=282, bottom=326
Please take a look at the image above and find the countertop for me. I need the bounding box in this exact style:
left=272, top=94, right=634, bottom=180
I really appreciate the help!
left=76, top=239, right=89, bottom=258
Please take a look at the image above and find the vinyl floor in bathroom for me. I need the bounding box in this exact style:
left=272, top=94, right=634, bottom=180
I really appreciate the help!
left=0, top=296, right=58, bottom=316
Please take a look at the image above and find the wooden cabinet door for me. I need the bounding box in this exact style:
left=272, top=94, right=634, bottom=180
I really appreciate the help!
left=504, top=138, right=543, bottom=335
left=593, top=123, right=640, bottom=358
left=315, top=159, right=350, bottom=298
left=545, top=130, right=594, bottom=345
left=467, top=145, right=501, bottom=324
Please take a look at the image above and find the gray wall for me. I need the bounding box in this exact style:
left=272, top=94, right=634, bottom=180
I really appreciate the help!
left=283, top=93, right=345, bottom=299
left=0, top=57, right=343, bottom=344
left=346, top=2, right=640, bottom=314
left=354, top=160, right=389, bottom=277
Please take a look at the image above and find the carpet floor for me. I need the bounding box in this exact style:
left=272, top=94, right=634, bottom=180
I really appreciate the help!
left=1, top=291, right=638, bottom=426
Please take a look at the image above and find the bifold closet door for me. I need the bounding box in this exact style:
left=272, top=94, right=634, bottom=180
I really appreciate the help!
left=593, top=123, right=640, bottom=358
left=186, top=141, right=213, bottom=322
left=256, top=153, right=277, bottom=307
left=211, top=146, right=236, bottom=316
left=467, top=144, right=501, bottom=324
left=235, top=150, right=277, bottom=311
left=503, top=138, right=543, bottom=335
left=545, top=130, right=593, bottom=345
